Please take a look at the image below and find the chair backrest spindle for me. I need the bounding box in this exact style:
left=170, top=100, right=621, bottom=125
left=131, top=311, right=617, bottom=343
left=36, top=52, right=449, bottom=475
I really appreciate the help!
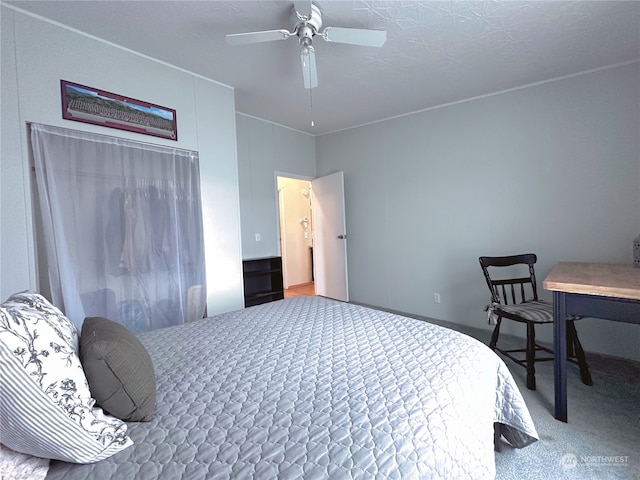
left=479, top=253, right=540, bottom=306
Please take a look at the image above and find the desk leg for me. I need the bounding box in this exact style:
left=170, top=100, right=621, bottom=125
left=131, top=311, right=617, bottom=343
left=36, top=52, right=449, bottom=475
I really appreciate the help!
left=554, top=291, right=568, bottom=422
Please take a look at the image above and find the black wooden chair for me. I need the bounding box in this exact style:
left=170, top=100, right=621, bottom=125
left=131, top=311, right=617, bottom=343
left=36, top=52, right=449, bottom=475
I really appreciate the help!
left=479, top=253, right=592, bottom=390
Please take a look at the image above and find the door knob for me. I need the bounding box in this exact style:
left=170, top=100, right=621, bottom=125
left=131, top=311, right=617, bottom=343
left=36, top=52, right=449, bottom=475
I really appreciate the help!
left=337, top=234, right=347, bottom=239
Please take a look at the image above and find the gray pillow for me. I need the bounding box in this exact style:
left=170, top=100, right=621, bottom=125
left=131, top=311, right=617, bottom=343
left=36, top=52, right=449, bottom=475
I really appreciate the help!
left=80, top=316, right=156, bottom=422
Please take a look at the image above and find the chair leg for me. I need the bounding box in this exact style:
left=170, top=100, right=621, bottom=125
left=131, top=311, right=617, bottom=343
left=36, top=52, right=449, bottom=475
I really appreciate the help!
left=567, top=321, right=593, bottom=386
left=566, top=325, right=576, bottom=358
left=494, top=423, right=502, bottom=452
left=526, top=322, right=536, bottom=390
left=489, top=317, right=502, bottom=350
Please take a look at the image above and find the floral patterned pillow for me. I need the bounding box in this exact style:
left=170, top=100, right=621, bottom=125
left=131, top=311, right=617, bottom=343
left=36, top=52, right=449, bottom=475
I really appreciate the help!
left=0, top=292, right=133, bottom=463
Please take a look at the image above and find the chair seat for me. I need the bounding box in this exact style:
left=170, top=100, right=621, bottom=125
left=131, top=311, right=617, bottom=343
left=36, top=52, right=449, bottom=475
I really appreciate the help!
left=496, top=300, right=554, bottom=323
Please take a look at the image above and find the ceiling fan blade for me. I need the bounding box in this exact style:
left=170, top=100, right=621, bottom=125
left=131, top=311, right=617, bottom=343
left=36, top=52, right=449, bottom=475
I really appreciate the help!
left=225, top=29, right=291, bottom=46
left=301, top=47, right=318, bottom=89
left=321, top=27, right=386, bottom=47
left=294, top=0, right=312, bottom=20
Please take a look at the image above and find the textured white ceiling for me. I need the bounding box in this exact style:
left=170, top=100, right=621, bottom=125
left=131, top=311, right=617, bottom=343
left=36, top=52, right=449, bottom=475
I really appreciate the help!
left=6, top=1, right=640, bottom=134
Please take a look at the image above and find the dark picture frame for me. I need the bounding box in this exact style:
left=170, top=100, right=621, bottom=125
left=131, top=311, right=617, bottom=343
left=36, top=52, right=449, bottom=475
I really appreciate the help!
left=60, top=80, right=177, bottom=140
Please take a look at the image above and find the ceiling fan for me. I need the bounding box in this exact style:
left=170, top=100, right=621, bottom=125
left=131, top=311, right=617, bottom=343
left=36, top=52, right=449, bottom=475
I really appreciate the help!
left=225, top=1, right=386, bottom=89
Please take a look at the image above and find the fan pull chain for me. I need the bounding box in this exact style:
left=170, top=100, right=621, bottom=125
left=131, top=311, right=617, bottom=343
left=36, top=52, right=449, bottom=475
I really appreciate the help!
left=309, top=87, right=314, bottom=127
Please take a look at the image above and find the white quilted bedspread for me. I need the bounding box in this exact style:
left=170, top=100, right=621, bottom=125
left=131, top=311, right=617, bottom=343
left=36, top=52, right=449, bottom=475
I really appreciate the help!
left=46, top=297, right=537, bottom=479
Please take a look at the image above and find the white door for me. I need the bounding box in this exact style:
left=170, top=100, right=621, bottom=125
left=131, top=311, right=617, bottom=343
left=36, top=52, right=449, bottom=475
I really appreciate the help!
left=311, top=171, right=348, bottom=301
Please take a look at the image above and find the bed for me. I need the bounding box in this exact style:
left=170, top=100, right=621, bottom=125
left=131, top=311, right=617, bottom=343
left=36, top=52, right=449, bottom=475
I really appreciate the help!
left=5, top=295, right=537, bottom=479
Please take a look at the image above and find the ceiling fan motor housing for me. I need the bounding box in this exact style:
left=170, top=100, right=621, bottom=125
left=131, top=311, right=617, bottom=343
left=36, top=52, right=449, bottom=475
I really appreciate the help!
left=293, top=4, right=322, bottom=42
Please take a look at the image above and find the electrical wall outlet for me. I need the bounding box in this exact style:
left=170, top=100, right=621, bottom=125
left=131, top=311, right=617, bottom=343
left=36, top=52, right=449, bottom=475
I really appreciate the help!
left=434, top=293, right=441, bottom=304
left=255, top=233, right=261, bottom=241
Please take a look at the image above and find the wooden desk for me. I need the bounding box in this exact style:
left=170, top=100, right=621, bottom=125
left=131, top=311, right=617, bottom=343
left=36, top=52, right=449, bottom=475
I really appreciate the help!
left=543, top=262, right=640, bottom=422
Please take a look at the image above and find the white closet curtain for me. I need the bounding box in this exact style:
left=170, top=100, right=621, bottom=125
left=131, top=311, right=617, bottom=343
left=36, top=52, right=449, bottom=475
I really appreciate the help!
left=31, top=123, right=206, bottom=332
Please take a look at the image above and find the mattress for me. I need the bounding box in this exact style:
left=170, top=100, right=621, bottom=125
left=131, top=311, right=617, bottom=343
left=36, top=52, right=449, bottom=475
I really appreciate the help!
left=45, top=296, right=537, bottom=479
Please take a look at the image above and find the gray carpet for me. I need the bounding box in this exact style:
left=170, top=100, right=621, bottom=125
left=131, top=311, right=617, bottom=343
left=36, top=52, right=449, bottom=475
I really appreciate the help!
left=487, top=331, right=639, bottom=480
left=355, top=304, right=640, bottom=480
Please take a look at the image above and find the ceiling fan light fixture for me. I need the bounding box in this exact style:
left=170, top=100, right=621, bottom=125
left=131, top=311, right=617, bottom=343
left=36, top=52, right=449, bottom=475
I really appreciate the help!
left=300, top=36, right=312, bottom=56
left=301, top=44, right=317, bottom=89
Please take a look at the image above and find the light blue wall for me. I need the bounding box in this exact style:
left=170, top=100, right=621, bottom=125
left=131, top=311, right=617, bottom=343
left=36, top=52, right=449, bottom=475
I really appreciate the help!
left=0, top=7, right=244, bottom=315
left=1, top=7, right=34, bottom=296
left=236, top=114, right=315, bottom=259
left=316, top=63, right=640, bottom=361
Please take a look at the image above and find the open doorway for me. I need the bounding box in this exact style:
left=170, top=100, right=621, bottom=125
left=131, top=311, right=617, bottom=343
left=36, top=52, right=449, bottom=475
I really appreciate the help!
left=276, top=175, right=315, bottom=297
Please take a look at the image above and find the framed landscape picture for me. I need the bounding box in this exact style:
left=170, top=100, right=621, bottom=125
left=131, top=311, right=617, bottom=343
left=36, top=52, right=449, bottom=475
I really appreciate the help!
left=60, top=80, right=177, bottom=140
